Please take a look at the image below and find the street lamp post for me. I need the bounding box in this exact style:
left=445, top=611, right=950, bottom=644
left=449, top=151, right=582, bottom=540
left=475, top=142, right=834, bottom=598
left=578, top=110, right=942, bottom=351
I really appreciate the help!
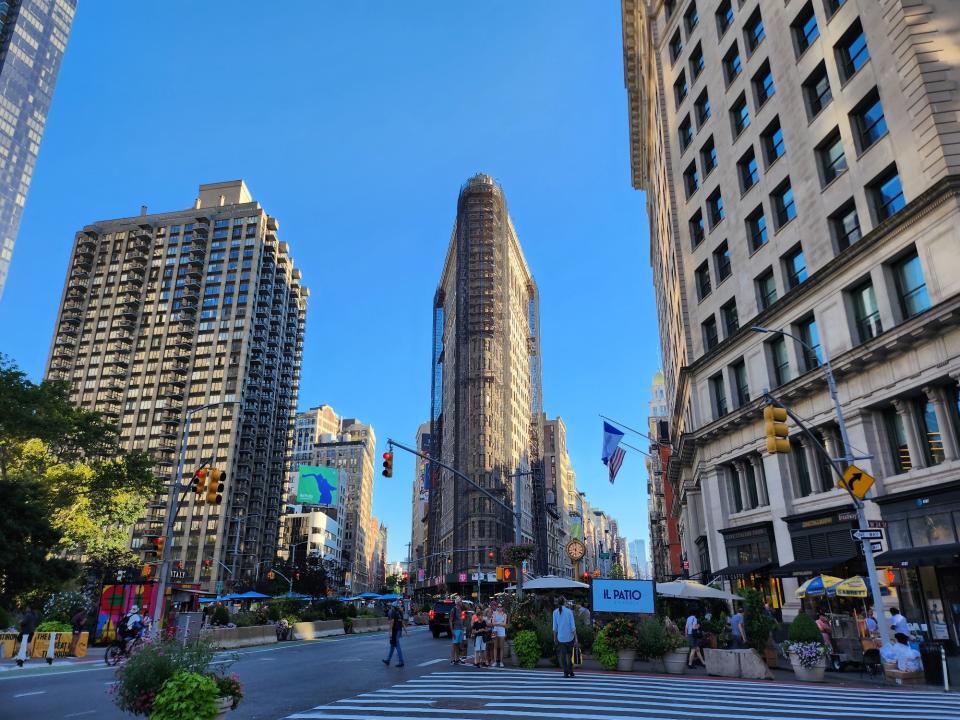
left=151, top=399, right=239, bottom=634
left=750, top=325, right=890, bottom=648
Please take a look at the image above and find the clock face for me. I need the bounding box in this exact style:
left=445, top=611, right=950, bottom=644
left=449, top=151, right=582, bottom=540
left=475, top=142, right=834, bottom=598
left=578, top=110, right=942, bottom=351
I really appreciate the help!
left=566, top=540, right=586, bottom=561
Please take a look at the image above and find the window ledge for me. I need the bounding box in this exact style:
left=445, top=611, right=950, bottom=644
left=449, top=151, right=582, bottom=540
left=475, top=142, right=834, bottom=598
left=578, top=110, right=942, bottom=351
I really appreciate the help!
left=748, top=241, right=769, bottom=259
left=765, top=153, right=785, bottom=172
left=839, top=58, right=872, bottom=91
left=708, top=217, right=726, bottom=234
left=740, top=183, right=758, bottom=201
left=806, top=101, right=833, bottom=128
left=773, top=216, right=796, bottom=235
left=820, top=168, right=848, bottom=193
left=855, top=130, right=890, bottom=161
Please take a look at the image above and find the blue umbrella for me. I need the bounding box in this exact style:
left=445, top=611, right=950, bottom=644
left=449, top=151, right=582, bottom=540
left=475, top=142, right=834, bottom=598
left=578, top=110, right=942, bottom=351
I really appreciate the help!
left=377, top=593, right=402, bottom=601
left=356, top=592, right=380, bottom=599
left=234, top=591, right=271, bottom=599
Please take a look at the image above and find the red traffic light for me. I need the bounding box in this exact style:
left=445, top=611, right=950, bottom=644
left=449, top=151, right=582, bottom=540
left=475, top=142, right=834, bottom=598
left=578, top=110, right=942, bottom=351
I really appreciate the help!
left=487, top=551, right=495, bottom=560
left=382, top=451, right=394, bottom=478
left=382, top=452, right=393, bottom=460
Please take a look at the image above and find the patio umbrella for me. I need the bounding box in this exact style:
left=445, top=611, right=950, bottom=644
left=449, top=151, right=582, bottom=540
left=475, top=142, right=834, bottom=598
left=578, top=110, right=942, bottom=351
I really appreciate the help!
left=356, top=592, right=381, bottom=599
left=377, top=593, right=403, bottom=600
left=235, top=591, right=271, bottom=600
left=655, top=580, right=741, bottom=601
left=827, top=576, right=868, bottom=598
left=795, top=575, right=842, bottom=599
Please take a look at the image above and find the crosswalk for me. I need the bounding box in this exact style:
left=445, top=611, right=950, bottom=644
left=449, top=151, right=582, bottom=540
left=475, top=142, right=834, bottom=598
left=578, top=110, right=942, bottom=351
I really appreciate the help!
left=285, top=668, right=960, bottom=720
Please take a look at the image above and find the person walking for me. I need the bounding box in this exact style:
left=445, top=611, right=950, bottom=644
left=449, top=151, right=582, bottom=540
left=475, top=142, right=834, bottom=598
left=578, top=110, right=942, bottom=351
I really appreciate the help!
left=69, top=608, right=88, bottom=656
left=729, top=607, right=747, bottom=649
left=19, top=606, right=37, bottom=655
left=552, top=597, right=578, bottom=679
left=449, top=599, right=465, bottom=665
left=491, top=601, right=507, bottom=668
left=382, top=601, right=407, bottom=667
left=685, top=612, right=705, bottom=668
left=889, top=607, right=910, bottom=636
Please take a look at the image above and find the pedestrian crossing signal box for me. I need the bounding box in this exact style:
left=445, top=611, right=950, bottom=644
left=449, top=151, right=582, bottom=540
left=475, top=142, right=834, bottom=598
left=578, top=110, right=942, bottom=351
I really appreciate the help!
left=496, top=565, right=514, bottom=582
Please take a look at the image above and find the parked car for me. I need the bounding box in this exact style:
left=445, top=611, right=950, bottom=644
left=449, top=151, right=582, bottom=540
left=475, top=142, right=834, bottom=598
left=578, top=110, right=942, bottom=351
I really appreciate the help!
left=428, top=599, right=473, bottom=638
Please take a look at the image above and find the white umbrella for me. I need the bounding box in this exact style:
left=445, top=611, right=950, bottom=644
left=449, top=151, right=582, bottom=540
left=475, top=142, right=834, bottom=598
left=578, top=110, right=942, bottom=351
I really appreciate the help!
left=656, top=580, right=742, bottom=601
left=506, top=575, right=590, bottom=591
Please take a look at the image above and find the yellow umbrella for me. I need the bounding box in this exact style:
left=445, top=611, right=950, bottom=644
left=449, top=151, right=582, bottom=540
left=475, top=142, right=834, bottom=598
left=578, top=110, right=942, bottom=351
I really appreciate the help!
left=795, top=574, right=842, bottom=598
left=828, top=576, right=868, bottom=598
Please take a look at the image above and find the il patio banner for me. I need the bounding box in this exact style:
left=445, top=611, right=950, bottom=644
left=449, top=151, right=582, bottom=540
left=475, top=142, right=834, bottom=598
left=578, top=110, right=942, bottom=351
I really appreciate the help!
left=592, top=579, right=655, bottom=614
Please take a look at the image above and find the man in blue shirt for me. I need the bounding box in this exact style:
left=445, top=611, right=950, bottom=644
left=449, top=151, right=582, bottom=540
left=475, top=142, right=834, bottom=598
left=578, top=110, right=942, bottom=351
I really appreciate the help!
left=552, top=597, right=579, bottom=678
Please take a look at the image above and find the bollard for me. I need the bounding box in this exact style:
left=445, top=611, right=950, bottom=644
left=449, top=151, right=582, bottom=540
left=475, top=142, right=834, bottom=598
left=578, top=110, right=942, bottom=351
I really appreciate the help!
left=942, top=644, right=950, bottom=693
left=14, top=634, right=29, bottom=667
left=46, top=632, right=56, bottom=665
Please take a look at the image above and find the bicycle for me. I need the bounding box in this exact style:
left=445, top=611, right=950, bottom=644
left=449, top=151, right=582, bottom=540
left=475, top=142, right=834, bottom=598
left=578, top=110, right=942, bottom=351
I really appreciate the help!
left=104, top=633, right=145, bottom=666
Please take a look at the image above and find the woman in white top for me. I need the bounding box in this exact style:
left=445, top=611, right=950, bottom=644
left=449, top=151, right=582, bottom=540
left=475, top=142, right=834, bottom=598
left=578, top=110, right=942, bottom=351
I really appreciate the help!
left=491, top=602, right=508, bottom=668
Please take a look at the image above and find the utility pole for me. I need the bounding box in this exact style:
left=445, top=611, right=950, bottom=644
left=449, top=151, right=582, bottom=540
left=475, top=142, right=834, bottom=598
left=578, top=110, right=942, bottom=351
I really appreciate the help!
left=752, top=326, right=890, bottom=648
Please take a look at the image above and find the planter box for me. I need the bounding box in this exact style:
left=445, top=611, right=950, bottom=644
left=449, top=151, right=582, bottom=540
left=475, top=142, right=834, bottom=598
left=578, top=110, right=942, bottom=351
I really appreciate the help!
left=204, top=625, right=277, bottom=649
left=292, top=619, right=345, bottom=640
left=704, top=648, right=773, bottom=680
left=664, top=647, right=689, bottom=674
left=351, top=617, right=390, bottom=633
left=617, top=648, right=636, bottom=672
left=789, top=652, right=827, bottom=683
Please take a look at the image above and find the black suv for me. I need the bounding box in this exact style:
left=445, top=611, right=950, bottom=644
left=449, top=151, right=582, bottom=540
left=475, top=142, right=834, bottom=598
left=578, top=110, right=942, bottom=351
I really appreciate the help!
left=428, top=600, right=472, bottom=638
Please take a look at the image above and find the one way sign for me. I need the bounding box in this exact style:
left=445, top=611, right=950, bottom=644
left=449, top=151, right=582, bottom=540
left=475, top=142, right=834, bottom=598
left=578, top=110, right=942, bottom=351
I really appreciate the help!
left=851, top=528, right=884, bottom=541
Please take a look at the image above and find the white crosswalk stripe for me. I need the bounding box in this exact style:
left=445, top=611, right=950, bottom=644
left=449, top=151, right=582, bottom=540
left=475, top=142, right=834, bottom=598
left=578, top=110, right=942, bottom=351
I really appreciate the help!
left=285, top=668, right=960, bottom=720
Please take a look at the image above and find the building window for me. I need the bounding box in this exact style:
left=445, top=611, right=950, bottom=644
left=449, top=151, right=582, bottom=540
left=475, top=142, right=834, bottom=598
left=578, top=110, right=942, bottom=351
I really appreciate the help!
left=714, top=240, right=732, bottom=282
left=684, top=2, right=699, bottom=35
left=679, top=115, right=694, bottom=151
left=770, top=335, right=790, bottom=387
left=675, top=70, right=689, bottom=107
left=757, top=268, right=777, bottom=310
left=792, top=2, right=819, bottom=56
left=684, top=161, right=701, bottom=198
left=851, top=279, right=882, bottom=343
left=836, top=19, right=869, bottom=81
left=792, top=438, right=813, bottom=497
left=690, top=210, right=705, bottom=248
left=732, top=359, right=750, bottom=407
left=690, top=43, right=704, bottom=80
left=817, top=129, right=848, bottom=186
left=744, top=8, right=766, bottom=54
left=721, top=298, right=739, bottom=336
left=716, top=0, right=734, bottom=38
left=665, top=0, right=677, bottom=18
left=695, top=90, right=711, bottom=127
left=753, top=61, right=775, bottom=107
left=695, top=260, right=712, bottom=300
left=783, top=244, right=807, bottom=289
left=746, top=206, right=768, bottom=251
left=885, top=408, right=912, bottom=474
left=830, top=200, right=861, bottom=252
left=918, top=399, right=945, bottom=466
left=803, top=62, right=833, bottom=118
left=701, top=136, right=717, bottom=176
left=738, top=147, right=759, bottom=192
left=710, top=373, right=728, bottom=416
left=728, top=465, right=744, bottom=512
left=708, top=189, right=725, bottom=227
left=892, top=249, right=930, bottom=319
left=670, top=29, right=684, bottom=62
left=851, top=89, right=887, bottom=153
left=703, top=315, right=720, bottom=351
left=731, top=94, right=750, bottom=137
left=870, top=167, right=905, bottom=223
left=723, top=43, right=743, bottom=84
left=796, top=315, right=822, bottom=371
left=772, top=181, right=797, bottom=228
left=825, top=0, right=846, bottom=18
left=762, top=117, right=786, bottom=165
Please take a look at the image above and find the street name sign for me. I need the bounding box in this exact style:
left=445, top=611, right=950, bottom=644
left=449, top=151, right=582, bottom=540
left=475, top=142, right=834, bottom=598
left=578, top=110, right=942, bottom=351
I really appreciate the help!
left=593, top=579, right=655, bottom=614
left=851, top=528, right=884, bottom=541
left=870, top=541, right=883, bottom=553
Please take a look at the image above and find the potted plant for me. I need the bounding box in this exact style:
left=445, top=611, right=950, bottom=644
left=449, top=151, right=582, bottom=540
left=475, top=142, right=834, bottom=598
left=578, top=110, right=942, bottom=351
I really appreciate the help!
left=150, top=671, right=218, bottom=720
left=781, top=613, right=829, bottom=682
left=513, top=629, right=540, bottom=669
left=592, top=626, right=619, bottom=670
left=739, top=588, right=779, bottom=668
left=602, top=616, right=638, bottom=671
left=635, top=616, right=684, bottom=672
left=212, top=674, right=243, bottom=717
left=658, top=621, right=689, bottom=674
left=700, top=614, right=729, bottom=649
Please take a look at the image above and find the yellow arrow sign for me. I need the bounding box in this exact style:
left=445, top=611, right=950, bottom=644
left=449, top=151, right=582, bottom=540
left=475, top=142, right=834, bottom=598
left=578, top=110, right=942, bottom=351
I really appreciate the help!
left=837, top=464, right=875, bottom=500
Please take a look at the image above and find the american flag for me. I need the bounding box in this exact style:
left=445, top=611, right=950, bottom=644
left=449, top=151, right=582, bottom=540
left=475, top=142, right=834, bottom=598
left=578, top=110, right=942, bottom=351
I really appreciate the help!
left=608, top=446, right=626, bottom=484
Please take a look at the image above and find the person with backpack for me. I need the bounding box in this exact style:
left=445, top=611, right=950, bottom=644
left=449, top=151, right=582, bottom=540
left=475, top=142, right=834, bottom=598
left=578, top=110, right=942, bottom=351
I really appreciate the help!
left=382, top=601, right=407, bottom=667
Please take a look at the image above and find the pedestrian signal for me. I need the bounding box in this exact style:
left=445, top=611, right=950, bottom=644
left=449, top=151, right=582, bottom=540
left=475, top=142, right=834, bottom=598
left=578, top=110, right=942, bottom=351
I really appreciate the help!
left=206, top=468, right=225, bottom=504
left=382, top=451, right=393, bottom=478
left=267, top=570, right=275, bottom=580
left=763, top=405, right=790, bottom=454
left=496, top=565, right=514, bottom=582
left=192, top=467, right=208, bottom=495
left=142, top=564, right=153, bottom=578
left=155, top=536, right=165, bottom=560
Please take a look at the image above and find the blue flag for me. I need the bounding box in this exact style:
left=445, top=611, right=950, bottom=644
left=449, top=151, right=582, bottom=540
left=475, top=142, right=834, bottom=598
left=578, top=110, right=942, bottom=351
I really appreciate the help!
left=601, top=421, right=625, bottom=465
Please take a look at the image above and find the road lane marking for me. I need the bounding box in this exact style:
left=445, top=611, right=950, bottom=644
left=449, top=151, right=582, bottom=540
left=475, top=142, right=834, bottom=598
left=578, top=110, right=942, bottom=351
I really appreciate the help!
left=64, top=711, right=97, bottom=717
left=13, top=691, right=46, bottom=697
left=417, top=659, right=447, bottom=667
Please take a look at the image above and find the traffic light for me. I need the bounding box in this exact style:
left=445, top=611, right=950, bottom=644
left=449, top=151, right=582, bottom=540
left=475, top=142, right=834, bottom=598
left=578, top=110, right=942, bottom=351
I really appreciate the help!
left=192, top=467, right=208, bottom=495
left=582, top=571, right=591, bottom=582
left=487, top=550, right=495, bottom=561
left=267, top=570, right=275, bottom=580
left=382, top=451, right=393, bottom=478
left=496, top=565, right=514, bottom=582
left=763, top=404, right=791, bottom=454
left=142, top=564, right=153, bottom=578
left=155, top=536, right=165, bottom=560
left=206, top=468, right=225, bottom=504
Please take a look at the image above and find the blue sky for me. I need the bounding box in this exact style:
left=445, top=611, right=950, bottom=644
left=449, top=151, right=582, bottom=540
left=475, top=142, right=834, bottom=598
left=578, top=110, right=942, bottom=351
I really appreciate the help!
left=0, top=2, right=658, bottom=565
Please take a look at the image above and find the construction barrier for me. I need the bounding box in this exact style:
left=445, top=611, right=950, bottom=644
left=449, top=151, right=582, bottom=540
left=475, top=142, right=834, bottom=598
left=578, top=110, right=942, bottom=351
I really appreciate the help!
left=0, top=633, right=20, bottom=658
left=29, top=632, right=88, bottom=658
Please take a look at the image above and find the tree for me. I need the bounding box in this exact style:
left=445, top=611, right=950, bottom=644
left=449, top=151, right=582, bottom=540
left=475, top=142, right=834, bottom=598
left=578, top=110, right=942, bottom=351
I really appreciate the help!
left=609, top=563, right=626, bottom=580
left=383, top=573, right=402, bottom=593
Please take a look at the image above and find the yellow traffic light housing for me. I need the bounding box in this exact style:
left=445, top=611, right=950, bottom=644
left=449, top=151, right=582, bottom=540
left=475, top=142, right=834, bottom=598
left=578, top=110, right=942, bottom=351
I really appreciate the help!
left=764, top=405, right=790, bottom=454
left=192, top=467, right=208, bottom=496
left=382, top=451, right=393, bottom=478
left=155, top=536, right=165, bottom=560
left=206, top=468, right=225, bottom=504
left=496, top=565, right=514, bottom=583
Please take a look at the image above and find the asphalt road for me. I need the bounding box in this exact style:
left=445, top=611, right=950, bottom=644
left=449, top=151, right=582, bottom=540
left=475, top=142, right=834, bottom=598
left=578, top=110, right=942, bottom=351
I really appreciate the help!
left=0, top=625, right=449, bottom=720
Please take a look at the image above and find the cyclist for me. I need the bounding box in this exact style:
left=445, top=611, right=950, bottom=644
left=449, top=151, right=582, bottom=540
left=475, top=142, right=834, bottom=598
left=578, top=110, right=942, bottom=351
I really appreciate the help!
left=119, top=605, right=144, bottom=654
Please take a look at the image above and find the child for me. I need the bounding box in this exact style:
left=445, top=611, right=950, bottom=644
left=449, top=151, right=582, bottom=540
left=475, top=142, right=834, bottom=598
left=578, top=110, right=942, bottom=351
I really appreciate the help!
left=472, top=608, right=488, bottom=667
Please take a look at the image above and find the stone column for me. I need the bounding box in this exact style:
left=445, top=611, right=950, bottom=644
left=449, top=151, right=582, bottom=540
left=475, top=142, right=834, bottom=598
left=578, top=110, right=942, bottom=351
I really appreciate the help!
left=797, top=436, right=821, bottom=494
left=733, top=459, right=752, bottom=511
left=924, top=385, right=959, bottom=462
left=892, top=398, right=925, bottom=470
left=749, top=454, right=769, bottom=507
left=700, top=466, right=728, bottom=574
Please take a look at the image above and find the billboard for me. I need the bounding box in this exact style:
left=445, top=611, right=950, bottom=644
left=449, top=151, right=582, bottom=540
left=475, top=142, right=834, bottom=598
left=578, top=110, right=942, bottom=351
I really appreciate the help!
left=591, top=579, right=655, bottom=614
left=296, top=465, right=338, bottom=506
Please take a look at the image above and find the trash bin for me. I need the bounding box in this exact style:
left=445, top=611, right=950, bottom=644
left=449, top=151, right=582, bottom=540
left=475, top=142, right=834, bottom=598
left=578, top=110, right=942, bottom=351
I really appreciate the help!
left=919, top=641, right=944, bottom=685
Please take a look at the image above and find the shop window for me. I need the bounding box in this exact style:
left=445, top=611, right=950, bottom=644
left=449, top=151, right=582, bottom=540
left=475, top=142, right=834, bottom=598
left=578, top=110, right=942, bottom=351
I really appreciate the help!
left=917, top=399, right=945, bottom=466
left=884, top=408, right=912, bottom=474
left=887, top=519, right=910, bottom=550
left=908, top=513, right=956, bottom=547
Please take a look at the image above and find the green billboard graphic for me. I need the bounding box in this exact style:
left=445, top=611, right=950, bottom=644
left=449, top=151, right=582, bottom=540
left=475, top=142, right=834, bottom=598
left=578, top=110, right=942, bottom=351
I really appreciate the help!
left=296, top=465, right=338, bottom=507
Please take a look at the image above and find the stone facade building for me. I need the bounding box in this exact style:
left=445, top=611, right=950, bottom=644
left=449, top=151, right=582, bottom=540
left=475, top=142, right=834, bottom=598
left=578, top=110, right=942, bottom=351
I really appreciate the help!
left=46, top=180, right=308, bottom=590
left=623, top=0, right=960, bottom=640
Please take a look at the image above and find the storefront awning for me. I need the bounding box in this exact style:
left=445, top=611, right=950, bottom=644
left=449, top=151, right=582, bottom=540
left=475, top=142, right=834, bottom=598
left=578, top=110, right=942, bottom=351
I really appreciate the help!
left=874, top=543, right=960, bottom=568
left=771, top=554, right=855, bottom=577
left=713, top=561, right=773, bottom=578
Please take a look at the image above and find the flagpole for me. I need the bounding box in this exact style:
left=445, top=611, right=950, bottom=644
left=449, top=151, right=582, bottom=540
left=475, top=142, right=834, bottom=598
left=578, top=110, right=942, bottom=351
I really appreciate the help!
left=599, top=414, right=661, bottom=446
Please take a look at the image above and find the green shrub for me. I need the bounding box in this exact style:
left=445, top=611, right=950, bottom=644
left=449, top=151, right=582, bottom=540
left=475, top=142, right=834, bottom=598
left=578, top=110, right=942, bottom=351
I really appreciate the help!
left=592, top=626, right=618, bottom=670
left=41, top=591, right=92, bottom=623
left=212, top=605, right=230, bottom=626
left=738, top=588, right=778, bottom=653
left=532, top=613, right=555, bottom=659
left=149, top=671, right=218, bottom=720
left=265, top=597, right=306, bottom=621
left=602, top=616, right=638, bottom=651
left=36, top=620, right=71, bottom=633
left=513, top=630, right=540, bottom=669
left=636, top=616, right=683, bottom=659
left=230, top=611, right=259, bottom=628
left=575, top=618, right=594, bottom=651
left=787, top=613, right=822, bottom=643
